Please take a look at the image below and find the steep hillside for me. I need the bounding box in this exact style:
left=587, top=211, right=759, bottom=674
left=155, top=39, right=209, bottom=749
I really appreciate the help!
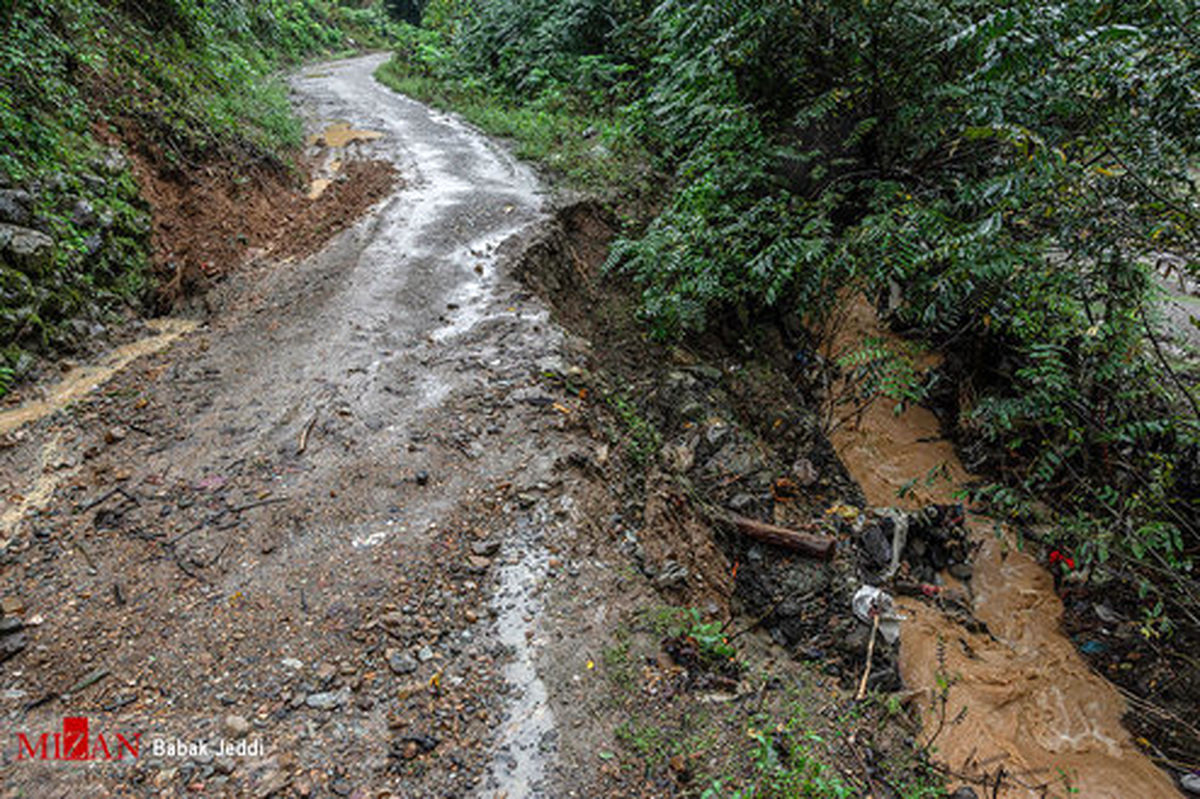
left=0, top=0, right=400, bottom=391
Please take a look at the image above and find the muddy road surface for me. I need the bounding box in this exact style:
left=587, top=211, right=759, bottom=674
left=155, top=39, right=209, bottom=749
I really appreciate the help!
left=0, top=54, right=602, bottom=797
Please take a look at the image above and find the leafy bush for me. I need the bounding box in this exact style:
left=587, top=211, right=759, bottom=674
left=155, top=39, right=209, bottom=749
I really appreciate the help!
left=393, top=0, right=1200, bottom=615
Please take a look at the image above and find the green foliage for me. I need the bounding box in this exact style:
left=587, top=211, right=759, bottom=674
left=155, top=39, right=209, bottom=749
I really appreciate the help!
left=0, top=0, right=361, bottom=375
left=401, top=0, right=1200, bottom=617
left=377, top=6, right=653, bottom=192
left=638, top=606, right=735, bottom=663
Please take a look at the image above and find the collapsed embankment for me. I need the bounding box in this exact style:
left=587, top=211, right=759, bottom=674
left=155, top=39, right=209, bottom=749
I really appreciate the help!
left=514, top=199, right=1194, bottom=797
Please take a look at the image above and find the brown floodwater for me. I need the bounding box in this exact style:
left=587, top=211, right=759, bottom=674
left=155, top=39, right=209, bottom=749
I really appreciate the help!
left=827, top=296, right=1180, bottom=798
left=308, top=121, right=383, bottom=148
left=0, top=318, right=197, bottom=438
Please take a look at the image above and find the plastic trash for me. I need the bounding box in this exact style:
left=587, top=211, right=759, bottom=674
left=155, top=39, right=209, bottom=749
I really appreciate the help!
left=852, top=585, right=905, bottom=644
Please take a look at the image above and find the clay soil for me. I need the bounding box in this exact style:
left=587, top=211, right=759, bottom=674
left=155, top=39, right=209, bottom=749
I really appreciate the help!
left=118, top=126, right=397, bottom=306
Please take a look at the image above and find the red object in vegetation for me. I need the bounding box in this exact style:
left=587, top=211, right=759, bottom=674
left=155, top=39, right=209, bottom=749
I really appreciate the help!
left=1049, top=549, right=1076, bottom=570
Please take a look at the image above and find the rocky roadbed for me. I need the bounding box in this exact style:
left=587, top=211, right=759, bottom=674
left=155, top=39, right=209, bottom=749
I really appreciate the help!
left=0, top=54, right=956, bottom=799
left=8, top=52, right=1170, bottom=799
left=0, top=53, right=608, bottom=797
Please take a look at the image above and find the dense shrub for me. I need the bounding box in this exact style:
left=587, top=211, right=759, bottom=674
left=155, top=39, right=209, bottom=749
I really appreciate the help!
left=400, top=0, right=1200, bottom=615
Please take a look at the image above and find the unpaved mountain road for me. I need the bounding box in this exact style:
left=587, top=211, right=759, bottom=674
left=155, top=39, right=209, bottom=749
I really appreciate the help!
left=0, top=53, right=619, bottom=797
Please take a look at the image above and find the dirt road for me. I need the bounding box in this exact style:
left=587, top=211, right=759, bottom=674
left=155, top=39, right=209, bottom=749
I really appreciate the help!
left=0, top=54, right=597, bottom=797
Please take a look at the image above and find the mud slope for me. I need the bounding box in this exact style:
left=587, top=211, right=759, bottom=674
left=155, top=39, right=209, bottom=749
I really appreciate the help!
left=0, top=54, right=596, bottom=797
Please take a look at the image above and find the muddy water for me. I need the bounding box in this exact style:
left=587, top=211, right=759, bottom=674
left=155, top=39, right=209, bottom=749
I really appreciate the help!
left=308, top=120, right=383, bottom=148
left=0, top=318, right=197, bottom=543
left=0, top=318, right=197, bottom=437
left=827, top=297, right=1180, bottom=798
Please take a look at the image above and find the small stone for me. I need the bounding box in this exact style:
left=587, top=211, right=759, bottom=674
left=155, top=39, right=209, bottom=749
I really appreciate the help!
left=387, top=650, right=418, bottom=675
left=470, top=539, right=501, bottom=557
left=1181, top=774, right=1200, bottom=795
left=105, top=426, right=128, bottom=444
left=467, top=555, right=492, bottom=570
left=416, top=645, right=434, bottom=663
left=214, top=757, right=236, bottom=775
left=305, top=689, right=346, bottom=710
left=464, top=609, right=478, bottom=624
left=0, top=189, right=32, bottom=225
left=280, top=657, right=303, bottom=670
left=792, top=457, right=819, bottom=486
left=414, top=470, right=429, bottom=486
left=948, top=563, right=973, bottom=581
left=254, top=770, right=291, bottom=799
left=71, top=198, right=96, bottom=227
left=222, top=714, right=250, bottom=739
left=1, top=597, right=24, bottom=616
left=950, top=789, right=979, bottom=799
left=1, top=632, right=27, bottom=662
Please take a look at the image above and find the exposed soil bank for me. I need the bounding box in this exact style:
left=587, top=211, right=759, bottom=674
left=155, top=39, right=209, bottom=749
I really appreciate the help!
left=827, top=296, right=1182, bottom=798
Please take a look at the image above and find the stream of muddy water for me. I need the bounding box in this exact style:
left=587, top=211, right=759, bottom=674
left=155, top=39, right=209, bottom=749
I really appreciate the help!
left=828, top=297, right=1180, bottom=798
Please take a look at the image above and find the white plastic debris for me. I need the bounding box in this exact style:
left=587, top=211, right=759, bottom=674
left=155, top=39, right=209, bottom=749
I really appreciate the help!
left=852, top=585, right=905, bottom=644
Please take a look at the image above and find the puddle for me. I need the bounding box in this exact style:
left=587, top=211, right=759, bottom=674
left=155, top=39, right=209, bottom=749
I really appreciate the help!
left=826, top=296, right=1180, bottom=798
left=0, top=433, right=72, bottom=543
left=307, top=178, right=333, bottom=200
left=308, top=121, right=383, bottom=148
left=483, top=523, right=555, bottom=798
left=0, top=318, right=198, bottom=437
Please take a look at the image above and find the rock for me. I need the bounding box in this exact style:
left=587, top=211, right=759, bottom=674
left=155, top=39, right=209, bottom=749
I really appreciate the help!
left=0, top=223, right=54, bottom=275
left=330, top=779, right=353, bottom=797
left=305, top=689, right=347, bottom=710
left=222, top=714, right=250, bottom=739
left=416, top=645, right=434, bottom=663
left=653, top=560, right=689, bottom=589
left=950, top=788, right=979, bottom=799
left=414, top=470, right=429, bottom=486
left=254, top=770, right=292, bottom=799
left=1181, top=774, right=1200, bottom=795
left=948, top=563, right=973, bottom=581
left=0, top=190, right=32, bottom=226
left=214, top=757, right=236, bottom=775
left=1, top=631, right=27, bottom=662
left=662, top=442, right=695, bottom=473
left=83, top=233, right=104, bottom=257
left=280, top=657, right=303, bottom=670
left=387, top=650, right=418, bottom=675
left=70, top=198, right=96, bottom=227
left=94, top=147, right=128, bottom=176
left=470, top=539, right=501, bottom=557
left=1, top=596, right=24, bottom=615
left=467, top=555, right=492, bottom=570
left=377, top=611, right=406, bottom=633
left=858, top=523, right=892, bottom=572
left=791, top=457, right=819, bottom=486
left=105, top=426, right=128, bottom=444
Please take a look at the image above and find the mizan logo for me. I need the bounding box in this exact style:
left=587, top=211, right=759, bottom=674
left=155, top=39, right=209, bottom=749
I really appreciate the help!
left=17, top=717, right=140, bottom=761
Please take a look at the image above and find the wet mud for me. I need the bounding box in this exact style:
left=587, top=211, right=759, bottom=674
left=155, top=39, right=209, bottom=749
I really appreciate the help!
left=828, top=295, right=1181, bottom=797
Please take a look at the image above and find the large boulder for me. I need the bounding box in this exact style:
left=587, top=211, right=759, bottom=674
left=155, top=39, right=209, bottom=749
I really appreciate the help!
left=0, top=223, right=55, bottom=276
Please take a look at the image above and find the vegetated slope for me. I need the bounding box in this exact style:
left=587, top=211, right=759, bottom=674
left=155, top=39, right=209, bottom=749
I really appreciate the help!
left=0, top=0, right=401, bottom=391
left=385, top=0, right=1200, bottom=645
